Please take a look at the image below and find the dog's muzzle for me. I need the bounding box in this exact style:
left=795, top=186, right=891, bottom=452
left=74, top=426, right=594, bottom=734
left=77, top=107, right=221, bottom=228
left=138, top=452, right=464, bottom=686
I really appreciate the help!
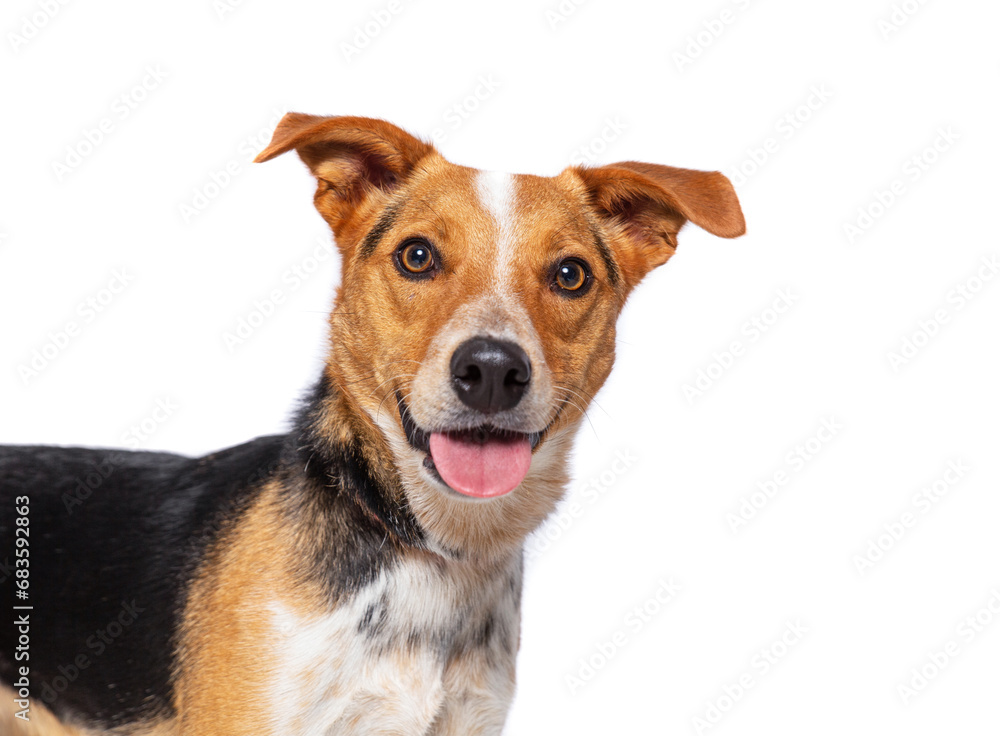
left=398, top=337, right=540, bottom=499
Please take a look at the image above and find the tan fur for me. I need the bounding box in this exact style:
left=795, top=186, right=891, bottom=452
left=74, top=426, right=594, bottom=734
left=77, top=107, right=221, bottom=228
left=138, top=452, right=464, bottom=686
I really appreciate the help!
left=269, top=130, right=744, bottom=559
left=172, top=480, right=317, bottom=736
left=25, top=114, right=744, bottom=735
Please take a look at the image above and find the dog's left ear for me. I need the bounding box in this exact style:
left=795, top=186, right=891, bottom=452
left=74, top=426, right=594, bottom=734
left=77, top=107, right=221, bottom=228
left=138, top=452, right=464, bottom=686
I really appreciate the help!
left=574, top=161, right=745, bottom=286
left=255, top=113, right=435, bottom=236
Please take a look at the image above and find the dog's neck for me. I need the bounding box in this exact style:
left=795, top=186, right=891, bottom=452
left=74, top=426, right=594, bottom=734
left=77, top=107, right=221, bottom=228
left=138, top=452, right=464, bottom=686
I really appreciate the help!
left=290, top=367, right=427, bottom=549
left=287, top=320, right=575, bottom=572
left=279, top=369, right=529, bottom=615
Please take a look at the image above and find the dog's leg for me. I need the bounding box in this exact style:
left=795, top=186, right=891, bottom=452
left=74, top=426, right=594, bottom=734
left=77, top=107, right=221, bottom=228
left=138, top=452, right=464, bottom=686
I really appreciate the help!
left=312, top=650, right=446, bottom=735
left=426, top=649, right=516, bottom=736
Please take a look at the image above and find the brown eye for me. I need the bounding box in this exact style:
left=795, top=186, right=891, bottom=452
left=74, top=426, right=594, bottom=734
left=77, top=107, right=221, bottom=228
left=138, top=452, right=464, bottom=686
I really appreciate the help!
left=552, top=258, right=591, bottom=296
left=396, top=238, right=436, bottom=277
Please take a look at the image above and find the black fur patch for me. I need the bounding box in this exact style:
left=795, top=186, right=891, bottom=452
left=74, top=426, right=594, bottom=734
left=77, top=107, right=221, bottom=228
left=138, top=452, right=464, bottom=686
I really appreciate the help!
left=358, top=200, right=403, bottom=260
left=0, top=436, right=283, bottom=727
left=284, top=374, right=426, bottom=601
left=589, top=222, right=621, bottom=287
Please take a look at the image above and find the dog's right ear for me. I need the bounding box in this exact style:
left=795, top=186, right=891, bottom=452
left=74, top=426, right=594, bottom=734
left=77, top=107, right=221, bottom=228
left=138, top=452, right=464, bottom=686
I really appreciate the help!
left=255, top=113, right=435, bottom=236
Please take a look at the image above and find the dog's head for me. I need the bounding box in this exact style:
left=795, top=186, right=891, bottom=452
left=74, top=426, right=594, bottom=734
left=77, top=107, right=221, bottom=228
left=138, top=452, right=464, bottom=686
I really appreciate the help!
left=257, top=115, right=744, bottom=559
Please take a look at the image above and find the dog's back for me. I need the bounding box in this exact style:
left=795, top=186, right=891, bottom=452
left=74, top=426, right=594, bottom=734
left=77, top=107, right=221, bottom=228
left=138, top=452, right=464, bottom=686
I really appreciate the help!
left=0, top=437, right=285, bottom=727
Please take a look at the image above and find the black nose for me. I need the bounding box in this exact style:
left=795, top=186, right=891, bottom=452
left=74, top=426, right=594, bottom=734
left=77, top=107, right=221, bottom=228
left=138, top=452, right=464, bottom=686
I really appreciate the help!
left=450, top=338, right=531, bottom=414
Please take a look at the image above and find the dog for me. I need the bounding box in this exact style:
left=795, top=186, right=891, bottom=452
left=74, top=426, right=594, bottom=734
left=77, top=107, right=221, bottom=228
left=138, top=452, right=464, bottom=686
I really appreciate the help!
left=0, top=114, right=745, bottom=735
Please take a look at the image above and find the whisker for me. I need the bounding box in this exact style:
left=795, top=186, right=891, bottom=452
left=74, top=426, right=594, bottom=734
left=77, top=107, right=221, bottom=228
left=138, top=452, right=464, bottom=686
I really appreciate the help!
left=549, top=375, right=612, bottom=419
left=373, top=374, right=419, bottom=423
left=552, top=385, right=599, bottom=440
left=368, top=373, right=418, bottom=400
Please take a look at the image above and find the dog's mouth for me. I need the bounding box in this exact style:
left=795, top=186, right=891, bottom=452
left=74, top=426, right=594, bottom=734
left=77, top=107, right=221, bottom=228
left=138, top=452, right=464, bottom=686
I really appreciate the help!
left=397, top=392, right=543, bottom=499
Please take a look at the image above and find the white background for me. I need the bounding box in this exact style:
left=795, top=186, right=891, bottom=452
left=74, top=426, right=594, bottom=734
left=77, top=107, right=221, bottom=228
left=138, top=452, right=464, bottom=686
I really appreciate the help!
left=2, top=0, right=999, bottom=733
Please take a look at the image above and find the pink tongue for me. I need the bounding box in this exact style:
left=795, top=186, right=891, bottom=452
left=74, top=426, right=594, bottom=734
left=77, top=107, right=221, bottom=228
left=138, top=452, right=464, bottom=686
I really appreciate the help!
left=429, top=431, right=532, bottom=498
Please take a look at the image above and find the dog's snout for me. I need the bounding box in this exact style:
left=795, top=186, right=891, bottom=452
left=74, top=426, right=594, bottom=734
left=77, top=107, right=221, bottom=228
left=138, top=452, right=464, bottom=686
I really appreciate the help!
left=450, top=338, right=531, bottom=414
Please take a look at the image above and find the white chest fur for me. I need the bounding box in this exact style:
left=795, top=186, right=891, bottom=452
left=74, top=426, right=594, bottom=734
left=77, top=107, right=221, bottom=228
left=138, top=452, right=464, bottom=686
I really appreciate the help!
left=266, top=554, right=521, bottom=736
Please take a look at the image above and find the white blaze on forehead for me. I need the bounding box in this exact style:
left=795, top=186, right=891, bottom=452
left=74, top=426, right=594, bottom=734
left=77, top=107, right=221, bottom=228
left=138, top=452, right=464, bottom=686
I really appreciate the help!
left=475, top=170, right=517, bottom=291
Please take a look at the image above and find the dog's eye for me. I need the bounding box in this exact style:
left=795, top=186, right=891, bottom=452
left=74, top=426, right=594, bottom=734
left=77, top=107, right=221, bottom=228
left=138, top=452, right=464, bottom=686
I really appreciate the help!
left=396, top=239, right=436, bottom=277
left=552, top=258, right=591, bottom=296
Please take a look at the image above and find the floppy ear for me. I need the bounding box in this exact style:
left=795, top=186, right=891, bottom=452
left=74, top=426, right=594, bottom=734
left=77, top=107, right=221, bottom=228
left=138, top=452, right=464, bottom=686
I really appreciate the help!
left=255, top=113, right=435, bottom=235
left=574, top=161, right=745, bottom=286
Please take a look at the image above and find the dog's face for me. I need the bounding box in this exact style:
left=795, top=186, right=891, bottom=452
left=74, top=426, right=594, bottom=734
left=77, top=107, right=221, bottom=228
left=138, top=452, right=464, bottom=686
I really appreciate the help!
left=257, top=115, right=744, bottom=558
